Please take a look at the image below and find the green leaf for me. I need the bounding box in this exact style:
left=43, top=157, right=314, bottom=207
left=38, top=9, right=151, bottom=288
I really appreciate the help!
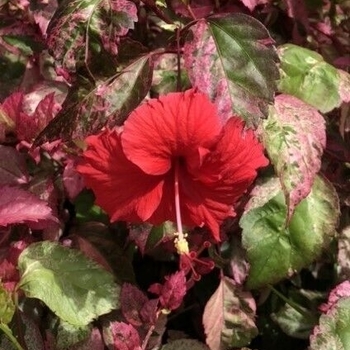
left=310, top=298, right=350, bottom=350
left=74, top=190, right=108, bottom=223
left=271, top=304, right=317, bottom=339
left=35, top=55, right=153, bottom=143
left=240, top=176, right=339, bottom=289
left=262, top=94, right=326, bottom=219
left=184, top=14, right=279, bottom=125
left=277, top=44, right=350, bottom=113
left=17, top=241, right=120, bottom=326
left=0, top=283, right=14, bottom=324
left=57, top=321, right=91, bottom=350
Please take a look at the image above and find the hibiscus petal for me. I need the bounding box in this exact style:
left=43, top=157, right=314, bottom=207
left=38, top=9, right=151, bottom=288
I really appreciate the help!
left=151, top=117, right=268, bottom=241
left=122, top=89, right=221, bottom=175
left=77, top=129, right=164, bottom=222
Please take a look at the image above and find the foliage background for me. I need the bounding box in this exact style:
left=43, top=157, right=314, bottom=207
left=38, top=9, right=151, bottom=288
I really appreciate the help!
left=0, top=0, right=350, bottom=349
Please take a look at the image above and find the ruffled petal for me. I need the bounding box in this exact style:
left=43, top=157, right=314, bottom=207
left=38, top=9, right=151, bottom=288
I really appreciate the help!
left=77, top=129, right=164, bottom=222
left=150, top=117, right=268, bottom=241
left=122, top=89, right=221, bottom=175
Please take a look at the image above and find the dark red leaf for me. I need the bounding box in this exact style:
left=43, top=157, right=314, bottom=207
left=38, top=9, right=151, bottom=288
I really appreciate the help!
left=170, top=0, right=214, bottom=18
left=0, top=145, right=29, bottom=186
left=140, top=299, right=159, bottom=325
left=0, top=186, right=57, bottom=228
left=109, top=322, right=142, bottom=350
left=121, top=283, right=148, bottom=326
left=148, top=270, right=186, bottom=311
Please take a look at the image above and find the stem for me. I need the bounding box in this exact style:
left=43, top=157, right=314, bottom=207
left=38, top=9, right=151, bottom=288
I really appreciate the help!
left=141, top=324, right=155, bottom=350
left=186, top=4, right=197, bottom=20
left=0, top=324, right=24, bottom=350
left=268, top=285, right=311, bottom=318
left=174, top=160, right=184, bottom=238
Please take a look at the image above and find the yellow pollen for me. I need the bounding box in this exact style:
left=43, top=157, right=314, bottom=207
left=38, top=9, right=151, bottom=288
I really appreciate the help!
left=174, top=232, right=189, bottom=255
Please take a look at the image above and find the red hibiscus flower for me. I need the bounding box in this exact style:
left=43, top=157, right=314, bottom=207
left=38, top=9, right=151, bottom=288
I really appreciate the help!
left=77, top=89, right=268, bottom=241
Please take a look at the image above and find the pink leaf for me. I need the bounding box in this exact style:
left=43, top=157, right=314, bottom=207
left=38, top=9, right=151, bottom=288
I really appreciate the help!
left=184, top=20, right=231, bottom=122
left=121, top=283, right=149, bottom=326
left=203, top=277, right=258, bottom=349
left=262, top=94, right=326, bottom=219
left=319, top=281, right=350, bottom=313
left=109, top=322, right=142, bottom=350
left=0, top=186, right=57, bottom=228
left=148, top=270, right=186, bottom=311
left=0, top=240, right=31, bottom=292
left=17, top=93, right=59, bottom=141
left=0, top=146, right=29, bottom=185
left=239, top=0, right=268, bottom=11
left=0, top=91, right=24, bottom=124
left=63, top=158, right=85, bottom=200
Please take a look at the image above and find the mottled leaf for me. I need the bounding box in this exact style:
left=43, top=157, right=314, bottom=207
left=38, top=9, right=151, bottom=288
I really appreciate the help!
left=18, top=241, right=120, bottom=326
left=71, top=328, right=104, bottom=350
left=310, top=282, right=350, bottom=350
left=47, top=0, right=137, bottom=72
left=17, top=92, right=59, bottom=141
left=278, top=44, right=350, bottom=113
left=240, top=176, right=339, bottom=289
left=229, top=235, right=249, bottom=285
left=0, top=312, right=45, bottom=350
left=149, top=270, right=186, bottom=312
left=338, top=226, right=350, bottom=280
left=0, top=146, right=29, bottom=185
left=262, top=94, right=326, bottom=218
left=203, top=277, right=258, bottom=349
left=0, top=186, right=57, bottom=229
left=161, top=339, right=210, bottom=350
left=184, top=14, right=279, bottom=124
left=35, top=55, right=153, bottom=143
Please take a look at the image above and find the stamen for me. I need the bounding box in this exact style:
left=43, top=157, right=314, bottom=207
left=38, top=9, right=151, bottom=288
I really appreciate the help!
left=174, top=159, right=189, bottom=254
